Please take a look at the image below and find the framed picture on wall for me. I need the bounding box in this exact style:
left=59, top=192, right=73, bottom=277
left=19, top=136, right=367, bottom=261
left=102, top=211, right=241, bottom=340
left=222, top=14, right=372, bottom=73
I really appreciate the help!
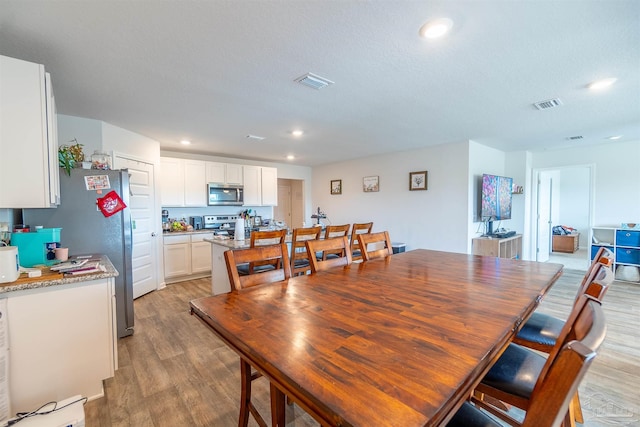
left=409, top=171, right=428, bottom=191
left=363, top=176, right=379, bottom=192
left=331, top=179, right=342, bottom=195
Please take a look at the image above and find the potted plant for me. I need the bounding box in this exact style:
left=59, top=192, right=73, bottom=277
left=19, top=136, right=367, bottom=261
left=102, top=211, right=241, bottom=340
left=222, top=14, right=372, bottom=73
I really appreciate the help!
left=58, top=139, right=85, bottom=176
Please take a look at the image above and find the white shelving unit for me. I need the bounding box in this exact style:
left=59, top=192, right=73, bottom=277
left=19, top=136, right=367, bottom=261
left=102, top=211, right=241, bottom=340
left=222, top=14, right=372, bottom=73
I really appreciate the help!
left=591, top=226, right=640, bottom=284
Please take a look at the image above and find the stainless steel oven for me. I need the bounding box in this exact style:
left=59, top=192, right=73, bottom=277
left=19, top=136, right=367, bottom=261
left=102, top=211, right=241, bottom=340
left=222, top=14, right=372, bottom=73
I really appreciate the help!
left=207, top=184, right=244, bottom=206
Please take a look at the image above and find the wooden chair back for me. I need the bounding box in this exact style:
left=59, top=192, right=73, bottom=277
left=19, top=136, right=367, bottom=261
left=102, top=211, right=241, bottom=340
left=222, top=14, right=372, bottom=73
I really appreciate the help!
left=224, top=243, right=291, bottom=290
left=290, top=226, right=322, bottom=276
left=350, top=222, right=373, bottom=261
left=321, top=224, right=351, bottom=260
left=358, top=231, right=393, bottom=261
left=306, top=236, right=352, bottom=273
left=522, top=297, right=606, bottom=427
left=247, top=229, right=287, bottom=274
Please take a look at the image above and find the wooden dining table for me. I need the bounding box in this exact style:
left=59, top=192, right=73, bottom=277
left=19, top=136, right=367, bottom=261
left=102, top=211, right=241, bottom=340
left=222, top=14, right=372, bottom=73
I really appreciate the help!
left=190, top=249, right=563, bottom=427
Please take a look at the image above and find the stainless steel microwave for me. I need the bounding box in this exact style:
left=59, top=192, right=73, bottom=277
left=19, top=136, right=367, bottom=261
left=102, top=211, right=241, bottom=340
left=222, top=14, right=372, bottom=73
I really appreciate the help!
left=207, top=184, right=244, bottom=206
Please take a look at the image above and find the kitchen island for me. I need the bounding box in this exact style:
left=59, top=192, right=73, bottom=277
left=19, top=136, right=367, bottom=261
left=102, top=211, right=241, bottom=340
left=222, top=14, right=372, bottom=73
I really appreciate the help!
left=206, top=237, right=253, bottom=294
left=0, top=255, right=117, bottom=415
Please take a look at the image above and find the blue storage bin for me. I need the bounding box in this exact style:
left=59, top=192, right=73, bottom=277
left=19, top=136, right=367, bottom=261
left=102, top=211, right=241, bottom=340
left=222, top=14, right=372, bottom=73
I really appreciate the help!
left=591, top=245, right=613, bottom=260
left=616, top=248, right=640, bottom=265
left=616, top=230, right=640, bottom=247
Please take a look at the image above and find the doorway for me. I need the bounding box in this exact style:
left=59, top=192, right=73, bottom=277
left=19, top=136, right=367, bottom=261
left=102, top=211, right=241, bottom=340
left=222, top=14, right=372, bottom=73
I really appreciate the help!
left=533, top=166, right=593, bottom=271
left=274, top=178, right=304, bottom=229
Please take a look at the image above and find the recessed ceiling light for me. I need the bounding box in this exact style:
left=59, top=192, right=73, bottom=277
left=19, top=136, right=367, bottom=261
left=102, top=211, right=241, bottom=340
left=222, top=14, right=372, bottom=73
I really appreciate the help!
left=286, top=155, right=295, bottom=160
left=180, top=139, right=191, bottom=145
left=291, top=130, right=304, bottom=137
left=587, top=78, right=617, bottom=90
left=607, top=135, right=623, bottom=140
left=419, top=18, right=453, bottom=39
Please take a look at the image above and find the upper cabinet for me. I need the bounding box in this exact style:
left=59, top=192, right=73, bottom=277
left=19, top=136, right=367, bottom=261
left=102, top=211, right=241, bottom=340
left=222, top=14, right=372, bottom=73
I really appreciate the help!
left=160, top=158, right=207, bottom=207
left=206, top=162, right=243, bottom=186
left=243, top=166, right=277, bottom=206
left=0, top=55, right=59, bottom=208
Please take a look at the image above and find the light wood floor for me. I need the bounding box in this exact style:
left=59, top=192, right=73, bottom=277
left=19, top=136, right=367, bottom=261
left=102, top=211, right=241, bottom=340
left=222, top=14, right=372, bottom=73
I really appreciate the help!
left=85, top=270, right=640, bottom=426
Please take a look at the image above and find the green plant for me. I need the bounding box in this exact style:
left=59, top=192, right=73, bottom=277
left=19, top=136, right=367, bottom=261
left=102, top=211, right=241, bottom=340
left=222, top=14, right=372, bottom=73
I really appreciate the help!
left=58, top=139, right=84, bottom=176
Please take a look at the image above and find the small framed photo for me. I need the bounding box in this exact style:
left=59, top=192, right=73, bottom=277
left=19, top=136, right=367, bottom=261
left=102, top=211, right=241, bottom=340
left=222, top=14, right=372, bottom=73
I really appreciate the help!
left=330, top=179, right=342, bottom=195
left=363, top=176, right=379, bottom=192
left=253, top=216, right=262, bottom=227
left=409, top=171, right=428, bottom=191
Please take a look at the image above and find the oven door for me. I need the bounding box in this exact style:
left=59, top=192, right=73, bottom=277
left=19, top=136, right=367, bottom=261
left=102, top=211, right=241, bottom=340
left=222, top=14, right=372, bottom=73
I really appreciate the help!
left=207, top=184, right=244, bottom=206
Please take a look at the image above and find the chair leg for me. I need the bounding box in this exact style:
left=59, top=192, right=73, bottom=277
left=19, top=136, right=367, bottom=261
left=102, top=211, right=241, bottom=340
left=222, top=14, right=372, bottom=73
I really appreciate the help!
left=572, top=391, right=584, bottom=424
left=239, top=359, right=252, bottom=427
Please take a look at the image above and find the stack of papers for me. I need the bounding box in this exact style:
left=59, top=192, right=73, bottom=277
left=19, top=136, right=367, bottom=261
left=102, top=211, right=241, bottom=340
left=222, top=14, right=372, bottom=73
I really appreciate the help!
left=50, top=259, right=105, bottom=275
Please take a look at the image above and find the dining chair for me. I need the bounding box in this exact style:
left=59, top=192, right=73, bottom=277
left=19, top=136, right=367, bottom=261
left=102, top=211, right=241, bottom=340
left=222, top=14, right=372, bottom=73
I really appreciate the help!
left=237, top=229, right=286, bottom=275
left=514, top=254, right=613, bottom=352
left=349, top=222, right=373, bottom=261
left=447, top=297, right=606, bottom=427
left=290, top=226, right=322, bottom=276
left=358, top=230, right=393, bottom=261
left=471, top=292, right=607, bottom=427
left=306, top=236, right=352, bottom=273
left=321, top=224, right=351, bottom=260
left=223, top=242, right=291, bottom=427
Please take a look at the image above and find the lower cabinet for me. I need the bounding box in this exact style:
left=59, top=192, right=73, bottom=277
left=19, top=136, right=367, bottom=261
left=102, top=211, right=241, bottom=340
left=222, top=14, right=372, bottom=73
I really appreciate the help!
left=163, top=233, right=213, bottom=283
left=4, top=277, right=116, bottom=413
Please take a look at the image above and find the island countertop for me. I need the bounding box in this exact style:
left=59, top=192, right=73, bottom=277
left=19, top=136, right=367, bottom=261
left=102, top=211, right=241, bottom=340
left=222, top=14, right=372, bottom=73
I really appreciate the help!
left=0, top=254, right=118, bottom=294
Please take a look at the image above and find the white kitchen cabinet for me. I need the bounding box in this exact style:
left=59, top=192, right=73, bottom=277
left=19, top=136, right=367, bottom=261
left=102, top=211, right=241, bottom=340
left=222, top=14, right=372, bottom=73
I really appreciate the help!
left=5, top=277, right=116, bottom=412
left=191, top=232, right=214, bottom=274
left=163, top=234, right=191, bottom=278
left=160, top=157, right=206, bottom=207
left=184, top=159, right=207, bottom=206
left=163, top=233, right=213, bottom=282
left=206, top=162, right=243, bottom=185
left=0, top=55, right=59, bottom=208
left=243, top=165, right=278, bottom=206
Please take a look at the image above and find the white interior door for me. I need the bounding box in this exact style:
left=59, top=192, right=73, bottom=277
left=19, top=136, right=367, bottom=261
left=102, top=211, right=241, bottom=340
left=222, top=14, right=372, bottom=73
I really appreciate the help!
left=114, top=156, right=158, bottom=298
left=536, top=173, right=553, bottom=262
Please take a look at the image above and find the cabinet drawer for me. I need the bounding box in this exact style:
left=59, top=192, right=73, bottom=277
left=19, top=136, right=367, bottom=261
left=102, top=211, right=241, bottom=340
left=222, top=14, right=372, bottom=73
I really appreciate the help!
left=190, top=233, right=213, bottom=243
left=164, top=234, right=191, bottom=245
left=616, top=230, right=640, bottom=247
left=616, top=248, right=640, bottom=265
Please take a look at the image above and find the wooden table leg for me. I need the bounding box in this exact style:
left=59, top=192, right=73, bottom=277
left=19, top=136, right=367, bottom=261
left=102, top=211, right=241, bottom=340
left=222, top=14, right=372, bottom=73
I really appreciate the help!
left=270, top=383, right=286, bottom=427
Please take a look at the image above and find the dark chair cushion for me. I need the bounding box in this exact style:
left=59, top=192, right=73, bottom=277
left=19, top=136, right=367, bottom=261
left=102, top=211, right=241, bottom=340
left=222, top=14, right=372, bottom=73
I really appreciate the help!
left=293, top=258, right=310, bottom=268
left=516, top=312, right=564, bottom=347
left=447, top=402, right=501, bottom=427
left=236, top=263, right=276, bottom=275
left=481, top=343, right=546, bottom=399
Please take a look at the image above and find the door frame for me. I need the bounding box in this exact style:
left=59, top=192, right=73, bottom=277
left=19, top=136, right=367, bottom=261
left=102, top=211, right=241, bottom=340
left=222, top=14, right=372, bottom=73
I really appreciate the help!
left=113, top=151, right=161, bottom=296
left=530, top=164, right=595, bottom=263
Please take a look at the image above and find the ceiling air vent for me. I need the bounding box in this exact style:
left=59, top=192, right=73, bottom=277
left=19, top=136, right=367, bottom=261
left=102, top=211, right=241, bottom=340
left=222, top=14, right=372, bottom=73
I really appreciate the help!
left=566, top=135, right=583, bottom=141
left=533, top=98, right=563, bottom=110
left=246, top=135, right=265, bottom=141
left=294, top=73, right=334, bottom=90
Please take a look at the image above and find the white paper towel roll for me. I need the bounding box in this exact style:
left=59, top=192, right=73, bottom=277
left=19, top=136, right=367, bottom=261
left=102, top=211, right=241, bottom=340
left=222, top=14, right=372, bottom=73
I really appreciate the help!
left=235, top=217, right=245, bottom=241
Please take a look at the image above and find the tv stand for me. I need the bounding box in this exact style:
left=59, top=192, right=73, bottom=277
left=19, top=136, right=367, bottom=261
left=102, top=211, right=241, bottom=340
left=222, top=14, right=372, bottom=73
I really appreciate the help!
left=472, top=234, right=522, bottom=259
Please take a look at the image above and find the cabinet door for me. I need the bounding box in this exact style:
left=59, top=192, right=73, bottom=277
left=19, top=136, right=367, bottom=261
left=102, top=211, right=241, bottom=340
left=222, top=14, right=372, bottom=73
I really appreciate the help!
left=226, top=163, right=244, bottom=185
left=184, top=159, right=206, bottom=206
left=0, top=55, right=56, bottom=208
left=191, top=238, right=213, bottom=274
left=163, top=242, right=191, bottom=278
left=45, top=72, right=60, bottom=205
left=206, top=162, right=226, bottom=184
left=261, top=166, right=278, bottom=206
left=243, top=165, right=262, bottom=206
left=160, top=157, right=185, bottom=206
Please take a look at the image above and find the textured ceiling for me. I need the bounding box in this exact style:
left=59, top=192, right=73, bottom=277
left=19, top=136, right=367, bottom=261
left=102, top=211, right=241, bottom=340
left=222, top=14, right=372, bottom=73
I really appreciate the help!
left=1, top=0, right=639, bottom=166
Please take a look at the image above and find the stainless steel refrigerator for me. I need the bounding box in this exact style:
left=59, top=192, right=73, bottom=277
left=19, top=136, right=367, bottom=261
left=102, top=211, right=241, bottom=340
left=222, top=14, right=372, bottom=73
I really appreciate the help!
left=23, top=168, right=134, bottom=338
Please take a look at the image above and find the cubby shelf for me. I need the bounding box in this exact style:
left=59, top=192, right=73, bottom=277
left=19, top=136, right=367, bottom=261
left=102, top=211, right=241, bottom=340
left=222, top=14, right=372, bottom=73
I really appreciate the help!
left=591, top=226, right=640, bottom=284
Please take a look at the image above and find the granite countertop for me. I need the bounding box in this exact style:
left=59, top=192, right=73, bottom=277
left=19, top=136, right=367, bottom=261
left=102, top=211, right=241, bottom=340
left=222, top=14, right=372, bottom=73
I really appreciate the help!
left=205, top=237, right=251, bottom=249
left=0, top=255, right=118, bottom=294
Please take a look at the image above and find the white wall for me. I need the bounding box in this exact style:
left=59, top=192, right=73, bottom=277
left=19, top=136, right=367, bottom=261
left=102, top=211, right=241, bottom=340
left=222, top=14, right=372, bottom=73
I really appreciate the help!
left=557, top=167, right=590, bottom=247
left=531, top=140, right=640, bottom=226
left=505, top=151, right=532, bottom=257
left=312, top=141, right=470, bottom=253
left=57, top=115, right=102, bottom=158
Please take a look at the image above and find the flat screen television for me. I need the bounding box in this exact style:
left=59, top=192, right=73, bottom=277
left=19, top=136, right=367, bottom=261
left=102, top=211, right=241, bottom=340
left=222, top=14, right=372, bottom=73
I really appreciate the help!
left=481, top=174, right=513, bottom=235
